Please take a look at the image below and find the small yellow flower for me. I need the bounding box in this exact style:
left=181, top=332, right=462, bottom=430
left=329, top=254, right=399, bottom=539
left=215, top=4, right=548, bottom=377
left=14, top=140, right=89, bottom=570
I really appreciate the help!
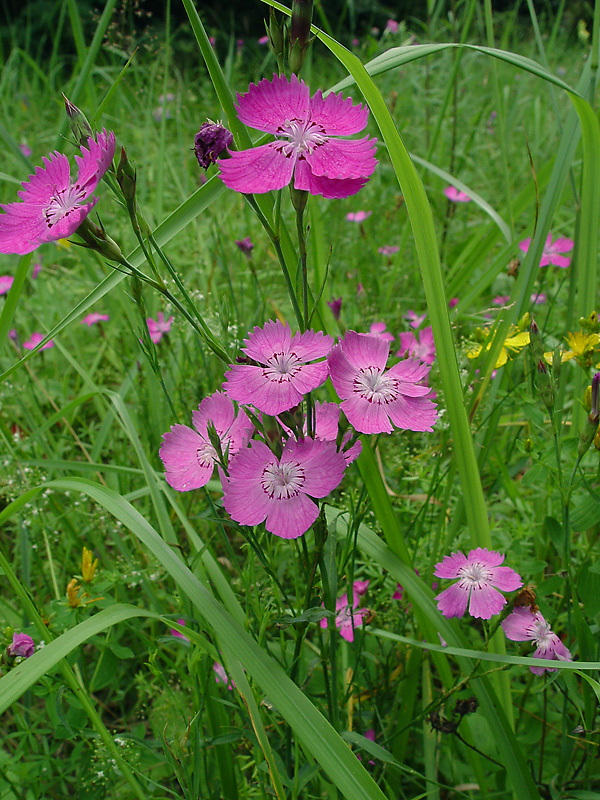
left=67, top=578, right=86, bottom=608
left=468, top=328, right=530, bottom=369
left=81, top=546, right=98, bottom=583
left=544, top=331, right=600, bottom=366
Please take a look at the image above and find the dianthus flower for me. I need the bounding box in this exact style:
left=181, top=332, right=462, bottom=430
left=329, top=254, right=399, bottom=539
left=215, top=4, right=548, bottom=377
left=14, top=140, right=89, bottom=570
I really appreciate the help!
left=0, top=275, right=14, bottom=295
left=223, top=320, right=332, bottom=416
left=222, top=437, right=346, bottom=539
left=219, top=74, right=377, bottom=199
left=368, top=322, right=394, bottom=342
left=81, top=312, right=109, bottom=326
left=214, top=662, right=235, bottom=690
left=327, top=296, right=342, bottom=320
left=444, top=186, right=471, bottom=203
left=23, top=332, right=53, bottom=351
left=160, top=391, right=253, bottom=492
left=378, top=245, right=399, bottom=255
left=310, top=401, right=362, bottom=465
left=0, top=130, right=115, bottom=255
left=147, top=312, right=173, bottom=343
left=8, top=632, right=35, bottom=658
left=397, top=325, right=435, bottom=365
left=235, top=236, right=254, bottom=257
left=328, top=331, right=437, bottom=435
left=519, top=232, right=574, bottom=268
left=320, top=580, right=370, bottom=642
left=347, top=210, right=372, bottom=222
left=434, top=547, right=522, bottom=619
left=405, top=309, right=427, bottom=329
left=502, top=607, right=572, bottom=674
left=170, top=619, right=190, bottom=641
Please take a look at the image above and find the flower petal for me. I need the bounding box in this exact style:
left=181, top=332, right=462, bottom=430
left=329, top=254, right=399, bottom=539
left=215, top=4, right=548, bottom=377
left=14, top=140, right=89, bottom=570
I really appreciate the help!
left=159, top=424, right=214, bottom=491
left=488, top=564, right=522, bottom=592
left=434, top=551, right=468, bottom=579
left=501, top=607, right=539, bottom=642
left=435, top=583, right=469, bottom=618
left=265, top=491, right=319, bottom=539
left=304, top=137, right=377, bottom=180
left=468, top=584, right=506, bottom=619
left=293, top=158, right=370, bottom=198
left=235, top=73, right=311, bottom=135
left=219, top=143, right=295, bottom=194
left=309, top=88, right=369, bottom=135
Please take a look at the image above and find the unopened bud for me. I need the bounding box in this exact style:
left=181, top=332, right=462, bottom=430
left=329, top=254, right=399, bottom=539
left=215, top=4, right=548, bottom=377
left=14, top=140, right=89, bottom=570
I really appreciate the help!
left=517, top=311, right=530, bottom=331
left=76, top=217, right=123, bottom=262
left=289, top=0, right=313, bottom=72
left=578, top=372, right=600, bottom=458
left=268, top=8, right=284, bottom=59
left=524, top=437, right=533, bottom=453
left=529, top=318, right=545, bottom=362
left=194, top=121, right=233, bottom=169
left=290, top=185, right=308, bottom=214
left=116, top=146, right=136, bottom=203
left=63, top=94, right=93, bottom=146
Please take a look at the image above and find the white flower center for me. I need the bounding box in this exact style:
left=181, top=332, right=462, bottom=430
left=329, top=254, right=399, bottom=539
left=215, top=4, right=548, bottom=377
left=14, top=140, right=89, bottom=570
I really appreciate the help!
left=44, top=184, right=86, bottom=227
left=263, top=351, right=301, bottom=382
left=261, top=460, right=305, bottom=500
left=457, top=561, right=492, bottom=589
left=354, top=367, right=398, bottom=404
left=529, top=618, right=554, bottom=649
left=276, top=118, right=328, bottom=158
left=196, top=442, right=217, bottom=469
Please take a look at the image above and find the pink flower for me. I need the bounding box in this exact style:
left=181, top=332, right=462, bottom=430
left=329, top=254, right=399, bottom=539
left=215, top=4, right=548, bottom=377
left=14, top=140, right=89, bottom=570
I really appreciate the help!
left=214, top=661, right=235, bottom=690
left=160, top=391, right=253, bottom=492
left=368, top=322, right=394, bottom=342
left=405, top=309, right=427, bottom=329
left=170, top=618, right=189, bottom=641
left=258, top=35, right=269, bottom=45
left=356, top=729, right=376, bottom=764
left=222, top=437, right=346, bottom=539
left=147, top=312, right=173, bottom=343
left=327, top=296, right=342, bottom=320
left=32, top=259, right=42, bottom=279
left=385, top=19, right=399, bottom=33
left=81, top=312, right=109, bottom=326
left=501, top=607, right=572, bottom=675
left=8, top=632, right=35, bottom=658
left=20, top=143, right=32, bottom=157
left=309, top=401, right=362, bottom=465
left=449, top=297, right=459, bottom=308
left=0, top=130, right=115, bottom=255
left=328, top=331, right=437, bottom=435
left=0, top=275, right=14, bottom=295
left=531, top=292, right=546, bottom=304
left=223, top=320, right=332, bottom=416
left=23, top=332, right=53, bottom=350
left=492, top=295, right=510, bottom=306
left=519, top=233, right=574, bottom=268
left=346, top=210, right=372, bottom=223
left=434, top=547, right=522, bottom=620
left=378, top=245, right=399, bottom=255
left=219, top=74, right=377, bottom=199
left=235, top=236, right=254, bottom=257
left=320, top=580, right=370, bottom=642
left=397, top=326, right=436, bottom=365
left=444, top=186, right=471, bottom=203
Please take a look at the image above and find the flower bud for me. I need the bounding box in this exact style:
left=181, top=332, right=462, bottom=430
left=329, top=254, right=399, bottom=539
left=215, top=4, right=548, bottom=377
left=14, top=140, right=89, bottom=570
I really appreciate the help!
left=578, top=372, right=600, bottom=458
left=268, top=8, right=284, bottom=60
left=63, top=95, right=93, bottom=147
left=289, top=0, right=313, bottom=72
left=116, top=146, right=136, bottom=204
left=194, top=121, right=233, bottom=169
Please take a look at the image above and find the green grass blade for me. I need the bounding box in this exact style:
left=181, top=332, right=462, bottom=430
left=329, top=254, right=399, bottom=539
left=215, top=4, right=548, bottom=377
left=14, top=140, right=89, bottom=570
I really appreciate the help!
left=0, top=253, right=31, bottom=356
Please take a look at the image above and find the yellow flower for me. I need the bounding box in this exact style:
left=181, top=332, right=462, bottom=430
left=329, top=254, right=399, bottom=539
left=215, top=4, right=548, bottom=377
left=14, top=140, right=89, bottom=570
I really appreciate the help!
left=544, top=331, right=600, bottom=366
left=468, top=328, right=530, bottom=369
left=81, top=546, right=98, bottom=583
left=67, top=578, right=85, bottom=608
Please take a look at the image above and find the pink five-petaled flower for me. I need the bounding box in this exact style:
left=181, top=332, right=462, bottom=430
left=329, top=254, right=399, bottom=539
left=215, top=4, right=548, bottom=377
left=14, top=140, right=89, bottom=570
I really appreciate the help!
left=320, top=580, right=370, bottom=642
left=160, top=391, right=252, bottom=492
left=0, top=130, right=115, bottom=255
left=222, top=437, right=346, bottom=539
left=519, top=233, right=574, bottom=268
left=0, top=275, right=14, bottom=295
left=397, top=325, right=436, bottom=365
left=327, top=331, right=437, bottom=435
left=219, top=74, right=377, bottom=199
left=444, top=186, right=471, bottom=203
left=81, top=312, right=109, bottom=326
left=501, top=607, right=572, bottom=675
left=434, top=547, right=522, bottom=620
left=368, top=322, right=394, bottom=342
left=223, top=320, right=332, bottom=416
left=147, top=312, right=173, bottom=343
left=23, top=332, right=53, bottom=351
left=8, top=632, right=35, bottom=658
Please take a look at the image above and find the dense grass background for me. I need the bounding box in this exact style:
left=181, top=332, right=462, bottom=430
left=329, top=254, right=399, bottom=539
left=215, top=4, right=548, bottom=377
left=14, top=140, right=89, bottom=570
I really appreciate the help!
left=1, top=1, right=600, bottom=799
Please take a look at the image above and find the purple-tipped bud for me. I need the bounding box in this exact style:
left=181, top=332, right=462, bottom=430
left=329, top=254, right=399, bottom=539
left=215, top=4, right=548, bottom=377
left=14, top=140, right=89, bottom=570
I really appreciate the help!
left=235, top=236, right=254, bottom=258
left=63, top=94, right=93, bottom=146
left=289, top=0, right=314, bottom=72
left=578, top=372, right=600, bottom=458
left=327, top=296, right=342, bottom=320
left=590, top=372, right=600, bottom=422
left=194, top=122, right=233, bottom=169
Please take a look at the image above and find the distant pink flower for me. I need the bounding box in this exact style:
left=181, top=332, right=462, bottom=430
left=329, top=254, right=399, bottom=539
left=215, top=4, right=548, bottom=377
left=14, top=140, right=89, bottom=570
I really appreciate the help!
left=320, top=580, right=370, bottom=642
left=405, top=309, right=427, bottom=329
left=214, top=661, right=235, bottom=690
left=501, top=607, right=572, bottom=675
left=444, top=186, right=471, bottom=203
left=385, top=19, right=399, bottom=33
left=519, top=233, right=574, bottom=268
left=32, top=259, right=42, bottom=279
left=368, top=322, right=394, bottom=342
left=20, top=143, right=32, bottom=157
left=492, top=295, right=510, bottom=306
left=449, top=297, right=459, bottom=308
left=258, top=35, right=269, bottom=45
left=147, top=312, right=173, bottom=343
left=235, top=236, right=254, bottom=257
left=222, top=437, right=346, bottom=539
left=397, top=326, right=435, bottom=365
left=8, top=632, right=35, bottom=658
left=346, top=210, right=372, bottom=223
left=352, top=38, right=360, bottom=46
left=0, top=275, right=14, bottom=295
left=170, top=618, right=189, bottom=641
left=223, top=320, right=332, bottom=415
left=531, top=292, right=546, bottom=304
left=434, top=547, right=522, bottom=620
left=357, top=283, right=365, bottom=297
left=378, top=245, right=399, bottom=255
left=328, top=331, right=437, bottom=435
left=8, top=328, right=17, bottom=341
left=160, top=391, right=252, bottom=492
left=209, top=36, right=216, bottom=47
left=219, top=74, right=377, bottom=199
left=0, top=130, right=115, bottom=255
left=393, top=570, right=437, bottom=603
left=356, top=729, right=376, bottom=764
left=23, top=332, right=53, bottom=351
left=81, top=312, right=109, bottom=326
left=327, top=296, right=342, bottom=320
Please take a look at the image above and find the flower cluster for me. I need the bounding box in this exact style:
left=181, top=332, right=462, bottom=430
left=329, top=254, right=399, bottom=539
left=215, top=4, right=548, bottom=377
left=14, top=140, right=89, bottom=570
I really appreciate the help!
left=160, top=319, right=438, bottom=539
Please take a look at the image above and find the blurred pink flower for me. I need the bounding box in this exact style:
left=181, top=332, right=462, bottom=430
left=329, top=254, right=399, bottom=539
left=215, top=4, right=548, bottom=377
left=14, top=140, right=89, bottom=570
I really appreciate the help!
left=235, top=236, right=254, bottom=257
left=531, top=292, right=546, bottom=304
left=23, top=332, right=53, bottom=351
left=449, top=297, right=459, bottom=308
left=444, top=186, right=471, bottom=203
left=20, top=142, right=32, bottom=157
left=519, top=233, right=574, bottom=268
left=346, top=210, right=372, bottom=223
left=492, top=295, right=510, bottom=306
left=214, top=661, right=235, bottom=690
left=397, top=326, right=435, bottom=365
left=404, top=309, right=427, bottom=329
left=368, top=321, right=394, bottom=342
left=258, top=35, right=269, bottom=45
left=378, top=245, right=399, bottom=255
left=0, top=275, right=14, bottom=295
left=320, top=580, right=370, bottom=642
left=32, top=258, right=42, bottom=279
left=327, top=296, right=342, bottom=320
left=170, top=619, right=189, bottom=641
left=147, top=312, right=173, bottom=343
left=385, top=19, right=399, bottom=33
left=81, top=312, right=109, bottom=326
